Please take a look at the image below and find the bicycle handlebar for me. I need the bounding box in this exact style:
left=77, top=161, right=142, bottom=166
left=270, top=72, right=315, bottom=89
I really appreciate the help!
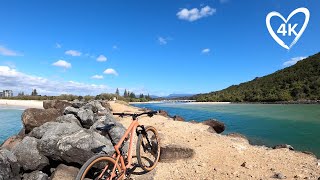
left=113, top=111, right=159, bottom=118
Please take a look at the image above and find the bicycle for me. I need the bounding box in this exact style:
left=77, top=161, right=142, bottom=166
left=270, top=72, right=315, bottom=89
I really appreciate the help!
left=76, top=111, right=161, bottom=180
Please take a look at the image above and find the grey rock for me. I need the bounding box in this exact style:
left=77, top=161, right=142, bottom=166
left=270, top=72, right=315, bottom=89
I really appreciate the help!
left=87, top=100, right=105, bottom=112
left=51, top=164, right=79, bottom=180
left=273, top=172, right=286, bottom=179
left=22, top=108, right=61, bottom=133
left=202, top=119, right=225, bottom=134
left=64, top=106, right=79, bottom=116
left=12, top=136, right=49, bottom=171
left=101, top=101, right=112, bottom=111
left=0, top=148, right=20, bottom=180
left=30, top=121, right=114, bottom=165
left=77, top=108, right=95, bottom=128
left=56, top=114, right=81, bottom=126
left=103, top=113, right=126, bottom=144
left=22, top=171, right=48, bottom=180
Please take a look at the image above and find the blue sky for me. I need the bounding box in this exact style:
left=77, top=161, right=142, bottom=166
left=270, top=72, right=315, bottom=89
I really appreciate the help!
left=0, top=0, right=319, bottom=96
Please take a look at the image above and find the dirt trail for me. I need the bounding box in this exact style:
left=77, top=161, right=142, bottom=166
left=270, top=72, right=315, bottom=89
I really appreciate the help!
left=109, top=101, right=320, bottom=180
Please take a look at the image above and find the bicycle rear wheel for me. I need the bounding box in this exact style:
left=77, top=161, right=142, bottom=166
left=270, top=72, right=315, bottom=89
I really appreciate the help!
left=76, top=154, right=122, bottom=180
left=136, top=126, right=160, bottom=172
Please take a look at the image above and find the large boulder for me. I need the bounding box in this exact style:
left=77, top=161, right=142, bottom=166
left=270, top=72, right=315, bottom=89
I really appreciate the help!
left=51, top=164, right=79, bottom=180
left=1, top=135, right=22, bottom=151
left=202, top=119, right=225, bottom=134
left=77, top=108, right=95, bottom=128
left=12, top=136, right=49, bottom=171
left=43, top=100, right=72, bottom=113
left=273, top=144, right=294, bottom=151
left=22, top=108, right=61, bottom=133
left=173, top=115, right=185, bottom=121
left=87, top=100, right=105, bottom=112
left=91, top=113, right=126, bottom=144
left=55, top=114, right=81, bottom=126
left=0, top=148, right=20, bottom=180
left=30, top=121, right=114, bottom=165
left=63, top=106, right=79, bottom=116
left=158, top=110, right=170, bottom=118
left=22, top=171, right=48, bottom=180
left=101, top=101, right=112, bottom=111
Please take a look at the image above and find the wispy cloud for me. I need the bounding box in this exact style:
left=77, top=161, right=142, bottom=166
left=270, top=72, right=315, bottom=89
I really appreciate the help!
left=97, top=55, right=107, bottom=62
left=177, top=5, right=216, bottom=22
left=0, top=66, right=110, bottom=95
left=112, top=45, right=118, bottom=50
left=91, top=75, right=104, bottom=79
left=158, top=37, right=168, bottom=45
left=103, top=68, right=118, bottom=76
left=283, top=56, right=306, bottom=67
left=65, top=50, right=82, bottom=56
left=55, top=43, right=62, bottom=48
left=52, top=60, right=72, bottom=68
left=201, top=48, right=210, bottom=54
left=0, top=45, right=22, bottom=56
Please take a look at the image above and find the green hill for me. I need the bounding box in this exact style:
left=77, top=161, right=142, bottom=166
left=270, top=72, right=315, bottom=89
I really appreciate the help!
left=193, top=52, right=320, bottom=102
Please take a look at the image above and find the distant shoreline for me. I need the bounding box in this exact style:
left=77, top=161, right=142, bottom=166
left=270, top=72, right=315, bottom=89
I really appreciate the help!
left=0, top=99, right=43, bottom=109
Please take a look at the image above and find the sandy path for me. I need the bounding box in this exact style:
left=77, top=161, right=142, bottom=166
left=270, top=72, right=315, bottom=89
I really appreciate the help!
left=110, top=101, right=320, bottom=180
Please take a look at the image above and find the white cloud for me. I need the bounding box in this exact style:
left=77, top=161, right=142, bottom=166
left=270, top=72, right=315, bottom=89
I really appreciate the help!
left=283, top=56, right=306, bottom=67
left=0, top=45, right=22, bottom=56
left=103, top=68, right=118, bottom=76
left=201, top=48, right=210, bottom=54
left=55, top=43, right=62, bottom=48
left=177, top=5, right=216, bottom=22
left=97, top=55, right=107, bottom=62
left=0, top=66, right=110, bottom=95
left=52, top=60, right=71, bottom=68
left=65, top=50, right=82, bottom=56
left=158, top=37, right=168, bottom=45
left=112, top=45, right=118, bottom=50
left=91, top=75, right=104, bottom=79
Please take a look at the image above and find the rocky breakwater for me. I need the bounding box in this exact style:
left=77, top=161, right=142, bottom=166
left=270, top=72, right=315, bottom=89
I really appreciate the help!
left=0, top=100, right=124, bottom=180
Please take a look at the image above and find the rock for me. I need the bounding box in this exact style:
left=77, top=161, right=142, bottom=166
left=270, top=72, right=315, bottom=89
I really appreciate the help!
left=301, top=151, right=317, bottom=158
left=43, top=100, right=72, bottom=113
left=202, top=119, right=225, bottom=134
left=160, top=144, right=195, bottom=162
left=227, top=133, right=249, bottom=143
left=18, top=127, right=26, bottom=137
left=22, top=171, right=48, bottom=180
left=87, top=100, right=105, bottom=112
left=273, top=144, right=294, bottom=151
left=77, top=108, right=95, bottom=128
left=71, top=99, right=85, bottom=108
left=12, top=136, right=49, bottom=171
left=51, top=164, right=79, bottom=180
left=0, top=148, right=20, bottom=180
left=64, top=106, right=79, bottom=116
left=55, top=114, right=81, bottom=126
left=22, top=108, right=61, bottom=133
left=1, top=135, right=22, bottom=151
left=173, top=115, right=185, bottom=121
left=159, top=110, right=170, bottom=117
left=273, top=173, right=286, bottom=179
left=30, top=121, right=114, bottom=165
left=101, top=101, right=112, bottom=111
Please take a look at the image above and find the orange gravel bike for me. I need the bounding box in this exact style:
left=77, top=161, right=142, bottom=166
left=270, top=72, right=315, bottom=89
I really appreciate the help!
left=76, top=111, right=160, bottom=180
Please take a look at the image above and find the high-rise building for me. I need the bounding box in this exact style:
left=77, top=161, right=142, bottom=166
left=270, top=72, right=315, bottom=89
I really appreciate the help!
left=2, top=90, right=13, bottom=97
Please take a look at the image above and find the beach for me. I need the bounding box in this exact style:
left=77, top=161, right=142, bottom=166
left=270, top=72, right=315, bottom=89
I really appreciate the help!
left=0, top=99, right=43, bottom=109
left=110, top=101, right=320, bottom=179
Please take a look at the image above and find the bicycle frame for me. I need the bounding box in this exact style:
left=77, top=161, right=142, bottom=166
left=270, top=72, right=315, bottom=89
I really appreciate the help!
left=98, top=118, right=140, bottom=179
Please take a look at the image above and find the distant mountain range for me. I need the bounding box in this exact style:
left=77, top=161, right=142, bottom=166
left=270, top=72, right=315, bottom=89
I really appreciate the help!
left=151, top=93, right=195, bottom=99
left=192, top=52, right=320, bottom=102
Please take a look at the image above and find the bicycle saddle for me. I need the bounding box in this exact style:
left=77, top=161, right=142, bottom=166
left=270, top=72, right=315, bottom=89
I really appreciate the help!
left=96, top=123, right=115, bottom=132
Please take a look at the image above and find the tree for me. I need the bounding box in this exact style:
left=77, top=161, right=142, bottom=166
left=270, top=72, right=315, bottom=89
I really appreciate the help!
left=31, top=89, right=38, bottom=96
left=139, top=94, right=144, bottom=98
left=129, top=92, right=136, bottom=98
left=115, top=88, right=120, bottom=96
left=123, top=89, right=127, bottom=97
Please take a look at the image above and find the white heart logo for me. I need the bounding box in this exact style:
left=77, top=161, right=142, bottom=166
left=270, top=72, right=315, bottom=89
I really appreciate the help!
left=266, top=7, right=310, bottom=50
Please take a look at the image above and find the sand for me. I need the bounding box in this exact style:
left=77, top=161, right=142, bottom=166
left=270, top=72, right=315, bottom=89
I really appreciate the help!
left=110, top=101, right=320, bottom=180
left=0, top=99, right=43, bottom=109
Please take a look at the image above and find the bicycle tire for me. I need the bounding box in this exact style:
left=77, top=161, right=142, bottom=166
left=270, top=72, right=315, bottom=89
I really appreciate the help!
left=76, top=154, right=122, bottom=180
left=136, top=126, right=160, bottom=172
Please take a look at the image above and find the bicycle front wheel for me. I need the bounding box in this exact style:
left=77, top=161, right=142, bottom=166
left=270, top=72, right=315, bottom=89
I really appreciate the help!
left=76, top=154, right=122, bottom=180
left=136, top=126, right=160, bottom=172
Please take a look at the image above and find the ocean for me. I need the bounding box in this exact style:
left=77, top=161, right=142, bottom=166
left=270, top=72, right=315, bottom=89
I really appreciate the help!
left=0, top=107, right=24, bottom=144
left=132, top=103, right=320, bottom=157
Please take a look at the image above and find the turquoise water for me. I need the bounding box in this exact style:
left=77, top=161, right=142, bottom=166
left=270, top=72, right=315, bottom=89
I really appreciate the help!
left=0, top=107, right=24, bottom=144
left=132, top=103, right=320, bottom=157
